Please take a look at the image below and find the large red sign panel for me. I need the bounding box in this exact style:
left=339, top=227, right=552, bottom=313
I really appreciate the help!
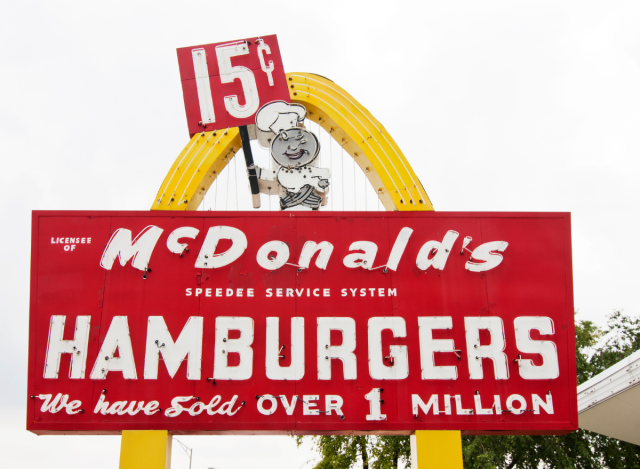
left=177, top=35, right=290, bottom=136
left=27, top=211, right=577, bottom=435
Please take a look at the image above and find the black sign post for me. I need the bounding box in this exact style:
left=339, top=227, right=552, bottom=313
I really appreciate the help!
left=239, top=125, right=261, bottom=209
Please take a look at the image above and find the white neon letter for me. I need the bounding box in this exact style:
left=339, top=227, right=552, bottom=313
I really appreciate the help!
left=90, top=316, right=137, bottom=380
left=514, top=317, right=559, bottom=379
left=257, top=395, right=278, bottom=415
left=44, top=316, right=91, bottom=379
left=298, top=241, right=334, bottom=270
left=265, top=317, right=304, bottom=380
left=144, top=316, right=203, bottom=380
left=216, top=42, right=259, bottom=118
left=100, top=226, right=163, bottom=271
left=368, top=317, right=409, bottom=380
left=257, top=39, right=274, bottom=86
left=532, top=393, right=554, bottom=414
left=466, top=241, right=508, bottom=272
left=256, top=241, right=289, bottom=270
left=213, top=317, right=254, bottom=380
left=412, top=394, right=439, bottom=416
left=195, top=226, right=247, bottom=269
left=317, top=317, right=357, bottom=380
left=418, top=316, right=458, bottom=380
left=343, top=241, right=378, bottom=270
left=416, top=230, right=459, bottom=271
left=506, top=394, right=527, bottom=415
left=465, top=317, right=509, bottom=380
left=386, top=227, right=413, bottom=271
left=192, top=48, right=216, bottom=124
left=326, top=395, right=344, bottom=416
left=166, top=227, right=199, bottom=255
left=365, top=388, right=386, bottom=420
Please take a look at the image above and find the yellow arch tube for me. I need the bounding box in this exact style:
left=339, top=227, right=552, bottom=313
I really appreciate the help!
left=289, top=73, right=432, bottom=211
left=153, top=128, right=240, bottom=211
left=152, top=72, right=433, bottom=211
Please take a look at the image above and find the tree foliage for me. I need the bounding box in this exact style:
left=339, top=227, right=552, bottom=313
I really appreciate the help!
left=295, top=435, right=410, bottom=469
left=297, top=311, right=640, bottom=468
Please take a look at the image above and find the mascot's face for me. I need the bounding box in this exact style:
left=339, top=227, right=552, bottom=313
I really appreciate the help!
left=271, top=128, right=319, bottom=167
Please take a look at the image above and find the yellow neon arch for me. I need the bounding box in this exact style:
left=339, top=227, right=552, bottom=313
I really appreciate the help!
left=152, top=72, right=433, bottom=212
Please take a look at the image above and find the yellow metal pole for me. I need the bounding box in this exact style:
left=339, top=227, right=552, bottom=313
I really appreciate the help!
left=119, top=430, right=172, bottom=469
left=411, top=430, right=463, bottom=469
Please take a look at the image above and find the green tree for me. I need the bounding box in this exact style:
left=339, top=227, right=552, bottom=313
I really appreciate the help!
left=296, top=436, right=370, bottom=469
left=296, top=435, right=410, bottom=469
left=370, top=436, right=411, bottom=469
left=297, top=312, right=640, bottom=468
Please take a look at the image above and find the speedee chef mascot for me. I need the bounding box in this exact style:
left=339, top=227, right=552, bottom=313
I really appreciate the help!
left=254, top=101, right=331, bottom=210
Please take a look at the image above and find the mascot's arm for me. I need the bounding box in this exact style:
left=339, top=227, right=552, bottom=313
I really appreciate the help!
left=255, top=166, right=280, bottom=196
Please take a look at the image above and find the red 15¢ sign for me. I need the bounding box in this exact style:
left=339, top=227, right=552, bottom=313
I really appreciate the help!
left=176, top=35, right=291, bottom=136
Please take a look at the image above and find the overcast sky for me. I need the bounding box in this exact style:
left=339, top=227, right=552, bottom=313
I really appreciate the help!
left=1, top=1, right=639, bottom=467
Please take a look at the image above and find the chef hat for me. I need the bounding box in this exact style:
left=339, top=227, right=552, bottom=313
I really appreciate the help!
left=255, top=101, right=307, bottom=148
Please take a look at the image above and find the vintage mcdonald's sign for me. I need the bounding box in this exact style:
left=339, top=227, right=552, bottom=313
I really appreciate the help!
left=27, top=211, right=577, bottom=435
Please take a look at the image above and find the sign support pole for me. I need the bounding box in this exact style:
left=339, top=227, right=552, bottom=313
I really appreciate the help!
left=238, top=125, right=261, bottom=209
left=119, top=430, right=173, bottom=469
left=410, top=430, right=463, bottom=469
